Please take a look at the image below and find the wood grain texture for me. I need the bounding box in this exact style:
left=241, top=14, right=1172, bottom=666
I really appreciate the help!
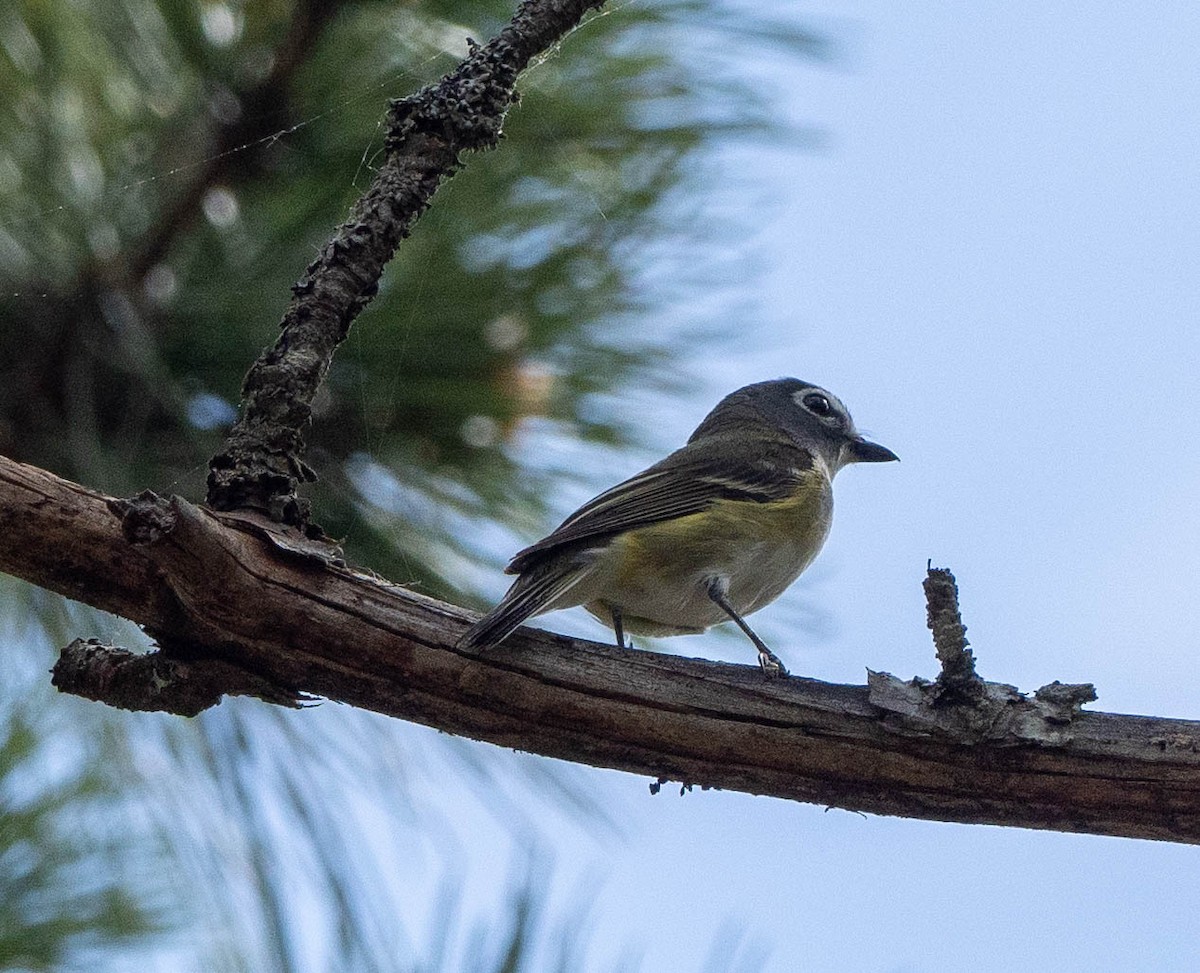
left=4, top=453, right=1200, bottom=842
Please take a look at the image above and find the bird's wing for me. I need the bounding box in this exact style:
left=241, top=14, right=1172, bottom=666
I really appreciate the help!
left=506, top=438, right=815, bottom=574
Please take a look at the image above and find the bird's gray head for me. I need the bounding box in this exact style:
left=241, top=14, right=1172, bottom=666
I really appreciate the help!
left=690, top=378, right=899, bottom=472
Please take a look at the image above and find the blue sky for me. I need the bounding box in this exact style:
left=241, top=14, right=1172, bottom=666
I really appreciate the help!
left=434, top=4, right=1200, bottom=971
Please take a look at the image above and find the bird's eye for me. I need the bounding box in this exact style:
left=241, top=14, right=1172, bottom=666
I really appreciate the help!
left=803, top=393, right=832, bottom=417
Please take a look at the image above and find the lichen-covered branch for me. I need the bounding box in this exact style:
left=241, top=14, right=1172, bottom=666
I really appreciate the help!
left=5, top=453, right=1200, bottom=844
left=923, top=564, right=982, bottom=700
left=206, top=0, right=606, bottom=525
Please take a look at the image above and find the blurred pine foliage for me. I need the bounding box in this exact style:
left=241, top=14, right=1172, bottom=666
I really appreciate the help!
left=0, top=0, right=828, bottom=968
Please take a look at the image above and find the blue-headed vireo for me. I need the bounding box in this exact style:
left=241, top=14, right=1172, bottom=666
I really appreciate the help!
left=458, top=378, right=897, bottom=677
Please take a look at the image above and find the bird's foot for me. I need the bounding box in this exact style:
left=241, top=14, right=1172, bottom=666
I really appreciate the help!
left=758, top=648, right=789, bottom=679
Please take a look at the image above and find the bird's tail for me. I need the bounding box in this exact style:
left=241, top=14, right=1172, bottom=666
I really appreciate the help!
left=457, top=566, right=589, bottom=650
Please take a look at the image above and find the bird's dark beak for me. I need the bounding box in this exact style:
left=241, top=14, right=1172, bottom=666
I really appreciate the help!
left=844, top=437, right=899, bottom=464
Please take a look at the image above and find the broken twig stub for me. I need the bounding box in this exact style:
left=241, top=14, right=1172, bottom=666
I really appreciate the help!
left=924, top=564, right=983, bottom=702
left=867, top=565, right=1098, bottom=745
left=52, top=638, right=305, bottom=717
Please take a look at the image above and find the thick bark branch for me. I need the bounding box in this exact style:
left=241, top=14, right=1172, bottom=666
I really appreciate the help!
left=5, top=453, right=1200, bottom=844
left=206, top=0, right=605, bottom=525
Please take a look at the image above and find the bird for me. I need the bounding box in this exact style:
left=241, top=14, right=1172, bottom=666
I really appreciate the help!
left=458, top=378, right=897, bottom=676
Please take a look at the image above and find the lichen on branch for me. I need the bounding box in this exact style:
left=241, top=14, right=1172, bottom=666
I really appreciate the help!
left=206, top=0, right=606, bottom=526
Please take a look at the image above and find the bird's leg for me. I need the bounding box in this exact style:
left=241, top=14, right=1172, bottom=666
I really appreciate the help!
left=611, top=605, right=632, bottom=650
left=705, top=578, right=789, bottom=678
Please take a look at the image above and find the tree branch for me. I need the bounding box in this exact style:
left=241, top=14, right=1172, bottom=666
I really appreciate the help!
left=206, top=0, right=606, bottom=525
left=5, top=453, right=1200, bottom=844
left=924, top=563, right=981, bottom=698
left=52, top=638, right=306, bottom=717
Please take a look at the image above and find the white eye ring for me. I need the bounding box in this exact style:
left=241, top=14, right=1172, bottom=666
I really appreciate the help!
left=794, top=389, right=834, bottom=418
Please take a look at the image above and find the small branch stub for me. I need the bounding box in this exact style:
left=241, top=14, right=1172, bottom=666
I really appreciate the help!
left=924, top=563, right=983, bottom=702
left=108, top=489, right=177, bottom=544
left=52, top=638, right=305, bottom=717
left=868, top=565, right=1098, bottom=745
left=1035, top=680, right=1099, bottom=724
